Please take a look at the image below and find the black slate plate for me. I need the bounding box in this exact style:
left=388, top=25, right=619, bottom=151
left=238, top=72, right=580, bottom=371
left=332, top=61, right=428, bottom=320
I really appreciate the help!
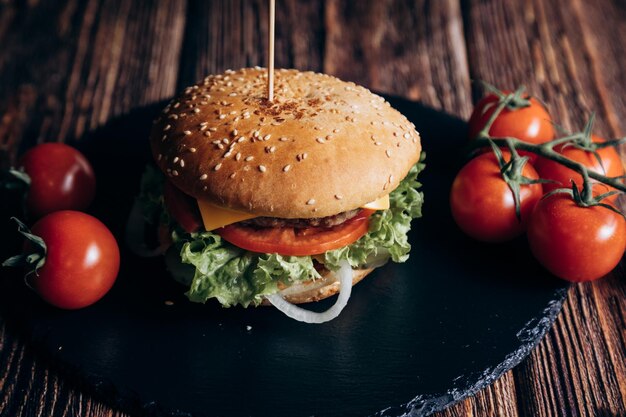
left=0, top=97, right=568, bottom=417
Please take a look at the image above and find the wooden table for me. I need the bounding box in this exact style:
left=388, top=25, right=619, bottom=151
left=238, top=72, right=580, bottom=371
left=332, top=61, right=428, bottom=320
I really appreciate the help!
left=1, top=1, right=624, bottom=416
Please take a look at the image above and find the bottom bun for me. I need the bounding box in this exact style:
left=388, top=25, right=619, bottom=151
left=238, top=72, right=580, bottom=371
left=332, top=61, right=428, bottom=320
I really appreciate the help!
left=260, top=267, right=375, bottom=306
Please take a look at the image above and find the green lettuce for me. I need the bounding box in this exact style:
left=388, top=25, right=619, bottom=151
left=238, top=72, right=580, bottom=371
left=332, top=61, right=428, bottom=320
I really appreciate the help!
left=139, top=154, right=425, bottom=307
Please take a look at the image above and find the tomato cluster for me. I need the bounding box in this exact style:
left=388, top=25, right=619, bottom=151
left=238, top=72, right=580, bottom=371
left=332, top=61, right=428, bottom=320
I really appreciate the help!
left=452, top=86, right=626, bottom=282
left=4, top=143, right=119, bottom=309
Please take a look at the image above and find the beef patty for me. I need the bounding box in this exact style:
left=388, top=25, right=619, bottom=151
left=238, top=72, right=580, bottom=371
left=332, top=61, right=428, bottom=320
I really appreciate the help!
left=240, top=209, right=361, bottom=229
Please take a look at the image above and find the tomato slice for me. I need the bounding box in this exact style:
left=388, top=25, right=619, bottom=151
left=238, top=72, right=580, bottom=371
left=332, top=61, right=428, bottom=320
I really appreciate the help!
left=215, top=210, right=375, bottom=256
left=163, top=181, right=203, bottom=233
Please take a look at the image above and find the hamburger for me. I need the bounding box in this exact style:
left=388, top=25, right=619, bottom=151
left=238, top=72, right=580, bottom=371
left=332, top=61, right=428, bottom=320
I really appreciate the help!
left=136, top=68, right=424, bottom=322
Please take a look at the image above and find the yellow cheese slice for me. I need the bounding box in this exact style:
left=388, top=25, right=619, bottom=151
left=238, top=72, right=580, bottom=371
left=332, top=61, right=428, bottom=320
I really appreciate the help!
left=197, top=194, right=390, bottom=231
left=360, top=194, right=390, bottom=210
left=196, top=200, right=257, bottom=231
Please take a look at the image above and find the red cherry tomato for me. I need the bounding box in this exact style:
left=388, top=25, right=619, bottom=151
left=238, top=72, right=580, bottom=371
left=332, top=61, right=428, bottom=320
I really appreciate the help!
left=163, top=181, right=203, bottom=233
left=534, top=135, right=625, bottom=201
left=19, top=143, right=96, bottom=218
left=216, top=210, right=374, bottom=256
left=527, top=193, right=626, bottom=282
left=468, top=92, right=554, bottom=161
left=28, top=211, right=120, bottom=309
left=450, top=152, right=544, bottom=242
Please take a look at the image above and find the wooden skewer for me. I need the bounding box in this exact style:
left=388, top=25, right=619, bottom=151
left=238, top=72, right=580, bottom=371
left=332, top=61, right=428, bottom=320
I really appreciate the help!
left=267, top=0, right=275, bottom=101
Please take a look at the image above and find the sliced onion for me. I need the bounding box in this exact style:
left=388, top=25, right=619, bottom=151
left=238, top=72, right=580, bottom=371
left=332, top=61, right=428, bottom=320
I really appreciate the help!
left=125, top=199, right=169, bottom=257
left=266, top=260, right=353, bottom=324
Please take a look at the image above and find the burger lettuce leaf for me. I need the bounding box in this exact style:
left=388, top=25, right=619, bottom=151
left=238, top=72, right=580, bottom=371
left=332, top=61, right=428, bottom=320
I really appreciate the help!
left=138, top=154, right=425, bottom=307
left=176, top=230, right=320, bottom=307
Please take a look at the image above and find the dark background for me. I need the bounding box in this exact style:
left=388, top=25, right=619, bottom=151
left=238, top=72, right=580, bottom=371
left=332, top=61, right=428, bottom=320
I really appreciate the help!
left=0, top=1, right=625, bottom=416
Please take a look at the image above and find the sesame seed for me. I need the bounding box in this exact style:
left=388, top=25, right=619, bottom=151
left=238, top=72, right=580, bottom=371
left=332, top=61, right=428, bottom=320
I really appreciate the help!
left=316, top=137, right=325, bottom=144
left=179, top=159, right=185, bottom=167
left=386, top=149, right=392, bottom=158
left=229, top=172, right=237, bottom=179
left=189, top=148, right=197, bottom=153
left=334, top=194, right=343, bottom=200
left=224, top=151, right=232, bottom=158
left=212, top=140, right=221, bottom=144
left=199, top=174, right=208, bottom=180
left=333, top=128, right=340, bottom=133
left=258, top=165, right=267, bottom=172
left=209, top=127, right=217, bottom=132
left=184, top=130, right=192, bottom=136
left=200, top=121, right=208, bottom=126
left=194, top=108, right=201, bottom=114
left=173, top=157, right=179, bottom=163
left=263, top=134, right=271, bottom=141
left=218, top=114, right=226, bottom=119
left=229, top=92, right=237, bottom=97
left=237, top=136, right=245, bottom=143
left=164, top=124, right=171, bottom=131
left=217, top=144, right=224, bottom=150
left=204, top=131, right=211, bottom=137
left=375, top=142, right=382, bottom=146
left=283, top=164, right=291, bottom=172
left=157, top=154, right=162, bottom=161
left=245, top=156, right=254, bottom=162
left=253, top=130, right=260, bottom=138
left=172, top=170, right=179, bottom=176
left=214, top=163, right=222, bottom=171
left=232, top=129, right=238, bottom=136
left=403, top=132, right=411, bottom=139
left=173, top=102, right=180, bottom=108
left=279, top=137, right=289, bottom=142
left=161, top=135, right=167, bottom=142
left=222, top=138, right=230, bottom=144
left=235, top=153, right=242, bottom=161
left=200, top=125, right=208, bottom=131
left=389, top=175, right=394, bottom=183
left=306, top=199, right=316, bottom=205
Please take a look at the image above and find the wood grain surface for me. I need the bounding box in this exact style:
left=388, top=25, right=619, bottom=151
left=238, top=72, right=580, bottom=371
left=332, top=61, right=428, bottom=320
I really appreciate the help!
left=0, top=0, right=625, bottom=416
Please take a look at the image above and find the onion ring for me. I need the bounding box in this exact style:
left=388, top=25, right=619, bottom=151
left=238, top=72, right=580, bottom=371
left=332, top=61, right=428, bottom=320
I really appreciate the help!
left=266, top=260, right=353, bottom=323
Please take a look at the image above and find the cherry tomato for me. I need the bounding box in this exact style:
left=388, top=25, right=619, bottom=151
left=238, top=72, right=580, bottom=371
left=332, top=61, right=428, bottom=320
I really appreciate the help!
left=527, top=193, right=626, bottom=282
left=450, top=152, right=544, bottom=242
left=534, top=135, right=625, bottom=200
left=163, top=181, right=203, bottom=233
left=19, top=143, right=96, bottom=218
left=28, top=211, right=120, bottom=309
left=216, top=210, right=374, bottom=256
left=468, top=92, right=554, bottom=161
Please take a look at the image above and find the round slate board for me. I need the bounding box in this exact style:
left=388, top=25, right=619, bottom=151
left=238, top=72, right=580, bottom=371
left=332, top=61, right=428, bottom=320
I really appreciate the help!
left=0, top=97, right=568, bottom=417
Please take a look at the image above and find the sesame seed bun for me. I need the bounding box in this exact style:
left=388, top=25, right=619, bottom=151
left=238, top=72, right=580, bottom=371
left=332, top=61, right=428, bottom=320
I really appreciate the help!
left=150, top=68, right=421, bottom=218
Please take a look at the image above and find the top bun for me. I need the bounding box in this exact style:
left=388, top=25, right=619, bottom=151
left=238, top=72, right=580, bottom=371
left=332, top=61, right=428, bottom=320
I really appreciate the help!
left=150, top=68, right=421, bottom=218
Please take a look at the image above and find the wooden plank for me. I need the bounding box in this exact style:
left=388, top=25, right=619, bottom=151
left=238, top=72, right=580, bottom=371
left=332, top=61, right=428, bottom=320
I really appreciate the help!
left=177, top=0, right=324, bottom=90
left=324, top=0, right=472, bottom=117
